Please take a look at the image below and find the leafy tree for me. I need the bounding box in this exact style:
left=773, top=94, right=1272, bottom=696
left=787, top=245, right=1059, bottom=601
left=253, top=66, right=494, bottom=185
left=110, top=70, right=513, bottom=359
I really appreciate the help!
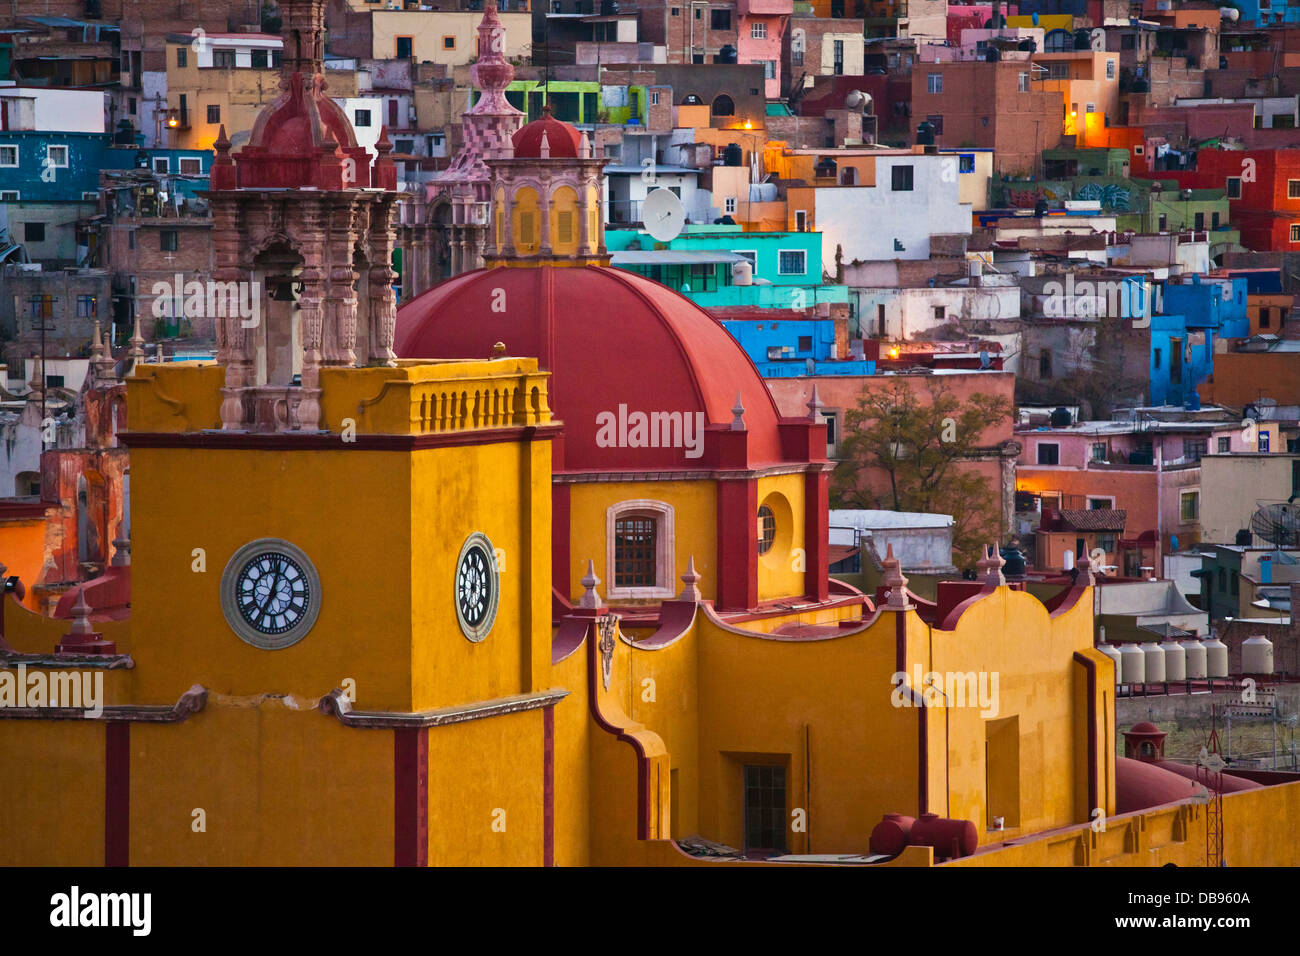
left=832, top=378, right=1012, bottom=569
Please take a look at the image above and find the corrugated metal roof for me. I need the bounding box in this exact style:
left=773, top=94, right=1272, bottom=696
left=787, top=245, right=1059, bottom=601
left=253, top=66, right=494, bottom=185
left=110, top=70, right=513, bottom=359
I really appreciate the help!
left=610, top=250, right=744, bottom=266
left=22, top=16, right=119, bottom=31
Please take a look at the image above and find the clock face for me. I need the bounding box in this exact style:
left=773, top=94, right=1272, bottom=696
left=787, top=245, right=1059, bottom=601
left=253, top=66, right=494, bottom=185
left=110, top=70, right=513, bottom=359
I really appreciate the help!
left=220, top=539, right=321, bottom=650
left=235, top=552, right=310, bottom=635
left=455, top=532, right=499, bottom=643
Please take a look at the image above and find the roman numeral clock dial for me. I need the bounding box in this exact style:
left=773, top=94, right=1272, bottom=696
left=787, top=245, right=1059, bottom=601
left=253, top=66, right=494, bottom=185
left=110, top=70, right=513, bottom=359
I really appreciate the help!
left=220, top=539, right=322, bottom=650
left=455, top=532, right=500, bottom=643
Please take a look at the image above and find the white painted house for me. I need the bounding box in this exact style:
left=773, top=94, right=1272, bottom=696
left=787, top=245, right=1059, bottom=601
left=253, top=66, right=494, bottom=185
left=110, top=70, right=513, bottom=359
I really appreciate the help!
left=809, top=152, right=972, bottom=272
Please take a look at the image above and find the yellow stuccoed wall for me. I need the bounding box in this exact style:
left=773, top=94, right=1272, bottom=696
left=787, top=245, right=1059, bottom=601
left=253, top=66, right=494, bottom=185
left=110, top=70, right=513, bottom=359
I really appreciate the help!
left=755, top=473, right=807, bottom=602
left=567, top=480, right=718, bottom=604
left=130, top=703, right=393, bottom=866
left=427, top=709, right=546, bottom=867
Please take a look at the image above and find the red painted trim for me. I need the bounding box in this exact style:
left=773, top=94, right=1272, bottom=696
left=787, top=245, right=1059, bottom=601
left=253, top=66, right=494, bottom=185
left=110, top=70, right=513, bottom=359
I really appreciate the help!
left=120, top=424, right=561, bottom=452
left=1074, top=651, right=1099, bottom=813
left=543, top=705, right=555, bottom=867
left=393, top=727, right=428, bottom=867
left=105, top=722, right=129, bottom=867
left=716, top=479, right=758, bottom=611
left=553, top=482, right=571, bottom=601
left=585, top=622, right=652, bottom=840
left=894, top=609, right=907, bottom=675
left=804, top=469, right=830, bottom=602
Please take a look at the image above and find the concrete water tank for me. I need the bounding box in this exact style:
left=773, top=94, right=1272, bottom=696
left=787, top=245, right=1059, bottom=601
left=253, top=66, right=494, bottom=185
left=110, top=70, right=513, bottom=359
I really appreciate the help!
left=1142, top=642, right=1166, bottom=683
left=1204, top=637, right=1229, bottom=678
left=1119, top=643, right=1146, bottom=684
left=1181, top=639, right=1207, bottom=679
left=1098, top=642, right=1123, bottom=685
left=1242, top=635, right=1274, bottom=675
left=1161, top=639, right=1186, bottom=682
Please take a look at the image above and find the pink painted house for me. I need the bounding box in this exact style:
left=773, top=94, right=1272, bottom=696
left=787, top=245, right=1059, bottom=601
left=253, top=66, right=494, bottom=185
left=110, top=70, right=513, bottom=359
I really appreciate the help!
left=738, top=0, right=792, bottom=99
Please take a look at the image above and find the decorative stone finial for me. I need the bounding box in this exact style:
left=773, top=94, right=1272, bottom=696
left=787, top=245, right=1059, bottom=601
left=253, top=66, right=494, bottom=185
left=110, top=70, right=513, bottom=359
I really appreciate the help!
left=882, top=543, right=910, bottom=609
left=580, top=131, right=592, bottom=159
left=89, top=321, right=114, bottom=384
left=678, top=555, right=702, bottom=602
left=55, top=588, right=117, bottom=655
left=111, top=531, right=131, bottom=567
left=26, top=351, right=45, bottom=401
left=579, top=559, right=602, bottom=609
left=539, top=130, right=551, bottom=159
left=806, top=383, right=824, bottom=422
left=1074, top=550, right=1096, bottom=587
left=731, top=391, right=746, bottom=431
left=126, top=313, right=146, bottom=370
left=492, top=341, right=507, bottom=357
left=977, top=544, right=1006, bottom=587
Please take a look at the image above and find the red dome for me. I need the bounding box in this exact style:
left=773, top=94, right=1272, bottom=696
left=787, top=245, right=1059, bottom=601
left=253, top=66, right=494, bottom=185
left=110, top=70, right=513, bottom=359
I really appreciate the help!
left=1129, top=721, right=1162, bottom=735
left=394, top=266, right=789, bottom=470
left=512, top=115, right=583, bottom=158
left=1115, top=756, right=1202, bottom=813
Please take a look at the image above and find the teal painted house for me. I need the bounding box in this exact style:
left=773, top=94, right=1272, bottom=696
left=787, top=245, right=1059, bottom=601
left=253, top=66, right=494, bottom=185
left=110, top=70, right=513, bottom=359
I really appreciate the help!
left=606, top=227, right=850, bottom=310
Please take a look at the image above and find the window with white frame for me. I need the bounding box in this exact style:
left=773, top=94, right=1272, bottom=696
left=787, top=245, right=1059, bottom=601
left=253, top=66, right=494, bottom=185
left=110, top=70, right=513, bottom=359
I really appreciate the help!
left=0, top=145, right=17, bottom=167
left=1290, top=179, right=1300, bottom=199
left=153, top=157, right=170, bottom=173
left=45, top=145, right=69, bottom=168
left=927, top=73, right=943, bottom=94
left=0, top=191, right=18, bottom=200
left=607, top=500, right=675, bottom=598
left=724, top=196, right=737, bottom=213
left=1018, top=72, right=1029, bottom=92
left=179, top=157, right=202, bottom=175
left=778, top=249, right=806, bottom=274
left=752, top=22, right=767, bottom=39
left=1106, top=59, right=1116, bottom=79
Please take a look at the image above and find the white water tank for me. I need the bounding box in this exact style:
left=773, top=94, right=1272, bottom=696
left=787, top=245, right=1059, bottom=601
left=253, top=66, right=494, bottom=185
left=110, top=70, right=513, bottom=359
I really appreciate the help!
left=1098, top=642, right=1123, bottom=685
left=1142, top=642, right=1166, bottom=683
left=1119, top=643, right=1146, bottom=684
left=1162, top=638, right=1186, bottom=681
left=1242, top=635, right=1274, bottom=675
left=1204, top=637, right=1229, bottom=678
left=1181, top=639, right=1207, bottom=679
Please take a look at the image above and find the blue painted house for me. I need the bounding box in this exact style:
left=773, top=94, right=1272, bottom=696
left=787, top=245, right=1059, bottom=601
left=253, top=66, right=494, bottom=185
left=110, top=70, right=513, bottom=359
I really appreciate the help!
left=1148, top=276, right=1247, bottom=406
left=721, top=316, right=875, bottom=377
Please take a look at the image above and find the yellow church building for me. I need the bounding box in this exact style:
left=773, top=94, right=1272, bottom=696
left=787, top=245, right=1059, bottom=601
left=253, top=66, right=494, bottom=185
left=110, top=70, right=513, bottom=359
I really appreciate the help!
left=2, top=0, right=1299, bottom=868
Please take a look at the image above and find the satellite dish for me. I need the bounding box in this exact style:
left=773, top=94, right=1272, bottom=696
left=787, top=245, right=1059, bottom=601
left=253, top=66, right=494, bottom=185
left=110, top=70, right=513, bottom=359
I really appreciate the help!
left=1250, top=504, right=1300, bottom=547
left=643, top=187, right=686, bottom=243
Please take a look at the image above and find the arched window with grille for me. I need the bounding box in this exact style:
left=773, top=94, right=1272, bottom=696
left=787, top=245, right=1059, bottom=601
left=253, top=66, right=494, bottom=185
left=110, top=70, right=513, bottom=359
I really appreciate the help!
left=606, top=500, right=676, bottom=599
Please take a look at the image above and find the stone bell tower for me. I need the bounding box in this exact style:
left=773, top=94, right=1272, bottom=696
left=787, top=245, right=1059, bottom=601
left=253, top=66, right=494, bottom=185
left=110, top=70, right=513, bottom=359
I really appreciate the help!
left=207, top=0, right=399, bottom=432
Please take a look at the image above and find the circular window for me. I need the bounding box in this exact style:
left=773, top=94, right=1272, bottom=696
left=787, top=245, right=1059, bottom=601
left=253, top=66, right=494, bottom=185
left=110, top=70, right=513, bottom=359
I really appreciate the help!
left=455, top=532, right=500, bottom=643
left=757, top=505, right=776, bottom=555
left=220, top=538, right=322, bottom=650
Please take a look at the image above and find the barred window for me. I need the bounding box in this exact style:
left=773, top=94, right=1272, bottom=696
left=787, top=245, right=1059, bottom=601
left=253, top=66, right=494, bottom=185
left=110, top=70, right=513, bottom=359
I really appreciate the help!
left=614, top=516, right=658, bottom=588
left=757, top=505, right=776, bottom=555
